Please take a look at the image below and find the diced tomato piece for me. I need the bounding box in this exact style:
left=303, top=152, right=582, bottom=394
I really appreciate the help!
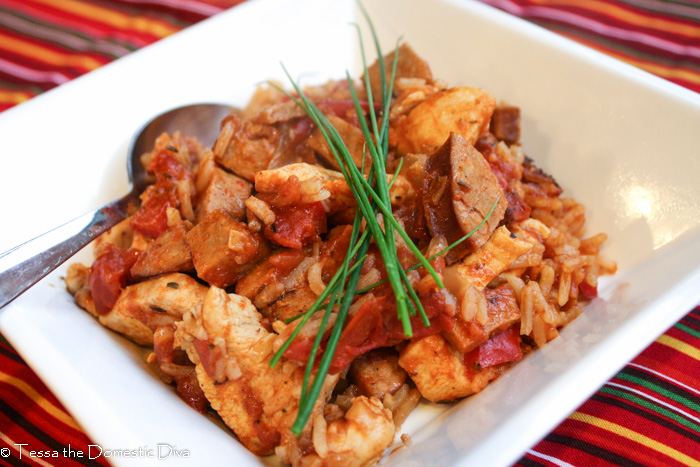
left=287, top=118, right=313, bottom=145
left=175, top=372, right=208, bottom=414
left=329, top=303, right=387, bottom=374
left=317, top=98, right=372, bottom=126
left=579, top=280, right=598, bottom=299
left=283, top=337, right=314, bottom=363
left=268, top=249, right=306, bottom=274
left=464, top=347, right=481, bottom=377
left=284, top=288, right=455, bottom=374
left=264, top=202, right=327, bottom=249
left=148, top=149, right=187, bottom=180
left=466, top=326, right=522, bottom=370
left=360, top=246, right=388, bottom=280
left=319, top=225, right=353, bottom=281
left=88, top=245, right=140, bottom=315
left=131, top=185, right=179, bottom=238
left=193, top=338, right=225, bottom=380
left=382, top=289, right=454, bottom=342
left=131, top=149, right=190, bottom=239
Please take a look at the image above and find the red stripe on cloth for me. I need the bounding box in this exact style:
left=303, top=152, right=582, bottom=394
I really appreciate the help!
left=667, top=324, right=700, bottom=349
left=110, top=0, right=243, bottom=25
left=553, top=416, right=694, bottom=467
left=515, top=308, right=700, bottom=466
left=595, top=389, right=700, bottom=444
left=635, top=340, right=700, bottom=387
left=0, top=0, right=243, bottom=111
left=0, top=0, right=152, bottom=47
left=523, top=437, right=623, bottom=467
left=0, top=405, right=106, bottom=467
left=0, top=345, right=110, bottom=467
left=682, top=314, right=700, bottom=334
left=601, top=373, right=700, bottom=424
left=0, top=28, right=109, bottom=74
left=478, top=0, right=700, bottom=94
left=17, top=0, right=173, bottom=47
left=582, top=395, right=699, bottom=456
left=492, top=0, right=700, bottom=37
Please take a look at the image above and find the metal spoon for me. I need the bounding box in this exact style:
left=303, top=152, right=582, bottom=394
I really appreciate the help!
left=0, top=103, right=234, bottom=310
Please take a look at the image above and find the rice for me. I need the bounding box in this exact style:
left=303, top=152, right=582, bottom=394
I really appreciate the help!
left=63, top=41, right=620, bottom=467
left=307, top=262, right=326, bottom=296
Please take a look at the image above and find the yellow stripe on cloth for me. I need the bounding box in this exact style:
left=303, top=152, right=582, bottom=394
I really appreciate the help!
left=0, top=89, right=32, bottom=106
left=0, top=370, right=81, bottom=431
left=0, top=32, right=101, bottom=71
left=570, top=412, right=700, bottom=467
left=629, top=60, right=700, bottom=88
left=528, top=0, right=700, bottom=39
left=0, top=431, right=55, bottom=467
left=29, top=0, right=179, bottom=38
left=657, top=334, right=700, bottom=362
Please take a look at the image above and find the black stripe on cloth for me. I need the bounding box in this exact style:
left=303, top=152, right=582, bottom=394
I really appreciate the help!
left=545, top=432, right=649, bottom=467
left=682, top=313, right=700, bottom=332
left=513, top=455, right=549, bottom=467
left=620, top=367, right=700, bottom=407
left=0, top=343, right=24, bottom=365
left=0, top=451, right=32, bottom=467
left=0, top=400, right=103, bottom=467
left=591, top=392, right=700, bottom=443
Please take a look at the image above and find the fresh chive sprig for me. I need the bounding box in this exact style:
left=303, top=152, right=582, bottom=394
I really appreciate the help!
left=266, top=5, right=487, bottom=436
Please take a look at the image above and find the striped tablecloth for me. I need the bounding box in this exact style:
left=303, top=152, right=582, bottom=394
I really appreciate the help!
left=1, top=1, right=699, bottom=466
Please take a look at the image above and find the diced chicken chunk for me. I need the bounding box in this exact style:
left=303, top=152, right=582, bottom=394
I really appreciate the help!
left=423, top=133, right=508, bottom=263
left=442, top=283, right=521, bottom=354
left=177, top=287, right=300, bottom=455
left=317, top=396, right=395, bottom=467
left=99, top=273, right=207, bottom=346
left=398, top=334, right=502, bottom=402
left=443, top=225, right=532, bottom=298
left=255, top=162, right=343, bottom=206
left=395, top=87, right=496, bottom=156
left=176, top=288, right=394, bottom=464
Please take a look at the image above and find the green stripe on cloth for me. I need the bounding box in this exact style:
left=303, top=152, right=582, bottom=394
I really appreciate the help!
left=617, top=372, right=700, bottom=414
left=599, top=386, right=700, bottom=434
left=677, top=322, right=700, bottom=341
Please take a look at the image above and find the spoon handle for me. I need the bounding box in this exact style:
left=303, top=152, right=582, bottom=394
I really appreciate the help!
left=0, top=199, right=131, bottom=310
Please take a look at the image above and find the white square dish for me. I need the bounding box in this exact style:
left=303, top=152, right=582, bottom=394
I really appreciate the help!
left=1, top=0, right=700, bottom=466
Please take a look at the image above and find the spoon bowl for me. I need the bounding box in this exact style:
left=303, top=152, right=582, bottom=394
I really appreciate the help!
left=0, top=103, right=235, bottom=310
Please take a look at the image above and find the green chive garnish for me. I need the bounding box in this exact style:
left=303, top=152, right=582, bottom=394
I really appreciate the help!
left=266, top=5, right=499, bottom=436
